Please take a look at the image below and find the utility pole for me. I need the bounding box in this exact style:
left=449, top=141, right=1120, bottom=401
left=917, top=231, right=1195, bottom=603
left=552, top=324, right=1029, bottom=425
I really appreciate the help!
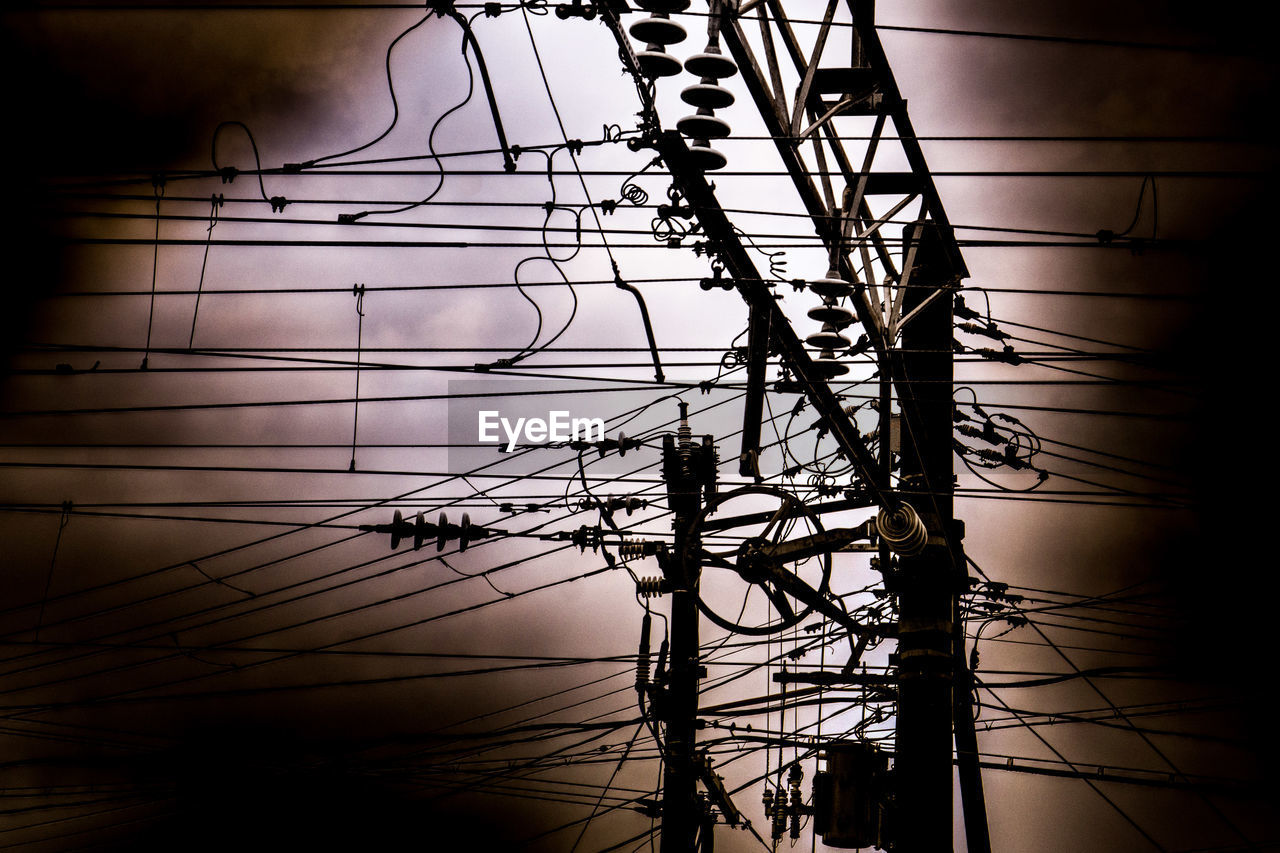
left=658, top=403, right=716, bottom=852
left=892, top=222, right=960, bottom=852
left=602, top=0, right=990, bottom=846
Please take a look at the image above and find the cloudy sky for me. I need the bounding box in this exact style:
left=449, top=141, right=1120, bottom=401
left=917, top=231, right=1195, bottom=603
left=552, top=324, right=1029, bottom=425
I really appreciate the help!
left=1, top=1, right=1276, bottom=851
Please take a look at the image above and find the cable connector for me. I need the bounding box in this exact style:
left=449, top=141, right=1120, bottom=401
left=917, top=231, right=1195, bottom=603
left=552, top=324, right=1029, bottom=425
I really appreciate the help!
left=555, top=1, right=598, bottom=20
left=568, top=432, right=643, bottom=457
left=700, top=260, right=733, bottom=291
left=973, top=345, right=1024, bottom=365
left=580, top=495, right=649, bottom=515
left=542, top=525, right=607, bottom=552
left=954, top=294, right=981, bottom=320
left=955, top=321, right=1009, bottom=341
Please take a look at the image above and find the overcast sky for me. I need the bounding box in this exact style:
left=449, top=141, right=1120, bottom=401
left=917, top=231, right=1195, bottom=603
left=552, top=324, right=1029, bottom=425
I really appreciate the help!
left=1, top=2, right=1277, bottom=851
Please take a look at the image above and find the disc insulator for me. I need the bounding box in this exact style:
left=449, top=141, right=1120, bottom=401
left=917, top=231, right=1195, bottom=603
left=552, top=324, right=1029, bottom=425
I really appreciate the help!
left=684, top=49, right=738, bottom=79
left=689, top=141, right=728, bottom=171
left=812, top=350, right=849, bottom=378
left=635, top=0, right=690, bottom=11
left=809, top=271, right=852, bottom=299
left=636, top=47, right=683, bottom=78
left=630, top=15, right=688, bottom=45
left=806, top=323, right=851, bottom=350
left=677, top=111, right=731, bottom=139
left=681, top=81, right=735, bottom=109
left=807, top=301, right=855, bottom=326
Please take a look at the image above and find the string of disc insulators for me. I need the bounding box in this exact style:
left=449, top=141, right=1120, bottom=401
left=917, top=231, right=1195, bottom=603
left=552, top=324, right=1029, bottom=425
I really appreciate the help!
left=629, top=0, right=738, bottom=171
left=806, top=268, right=857, bottom=378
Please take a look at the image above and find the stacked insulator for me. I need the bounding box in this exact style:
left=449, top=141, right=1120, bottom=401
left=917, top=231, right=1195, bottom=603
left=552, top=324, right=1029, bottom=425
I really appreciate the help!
left=875, top=501, right=929, bottom=556
left=677, top=50, right=736, bottom=170
left=787, top=763, right=805, bottom=840
left=635, top=576, right=668, bottom=598
left=629, top=0, right=690, bottom=80
left=805, top=267, right=856, bottom=378
left=676, top=5, right=737, bottom=171
left=620, top=538, right=663, bottom=560
left=635, top=612, right=652, bottom=692
left=361, top=509, right=499, bottom=553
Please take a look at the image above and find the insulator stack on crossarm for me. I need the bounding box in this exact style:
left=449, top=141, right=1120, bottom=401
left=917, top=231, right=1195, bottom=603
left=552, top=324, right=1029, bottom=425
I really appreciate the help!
left=630, top=0, right=690, bottom=79
left=675, top=0, right=736, bottom=170
left=806, top=268, right=856, bottom=377
left=359, top=510, right=504, bottom=553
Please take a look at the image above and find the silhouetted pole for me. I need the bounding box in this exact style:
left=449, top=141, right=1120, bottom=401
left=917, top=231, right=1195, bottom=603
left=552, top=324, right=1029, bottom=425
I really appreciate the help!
left=893, top=223, right=958, bottom=852
left=659, top=404, right=714, bottom=852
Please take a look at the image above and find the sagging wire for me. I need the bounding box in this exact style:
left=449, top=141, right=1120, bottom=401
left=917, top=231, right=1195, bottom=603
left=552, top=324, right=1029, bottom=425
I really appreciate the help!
left=210, top=121, right=286, bottom=212
left=335, top=23, right=477, bottom=223
left=33, top=501, right=72, bottom=643
left=141, top=176, right=164, bottom=370
left=475, top=144, right=583, bottom=370
left=733, top=224, right=789, bottom=283
left=299, top=3, right=515, bottom=177
left=776, top=393, right=868, bottom=483
left=186, top=560, right=255, bottom=599
left=440, top=553, right=515, bottom=598
left=492, top=9, right=662, bottom=378
left=295, top=14, right=433, bottom=169
left=349, top=283, right=367, bottom=472
left=1096, top=174, right=1158, bottom=247
left=187, top=194, right=223, bottom=349
left=697, top=337, right=748, bottom=394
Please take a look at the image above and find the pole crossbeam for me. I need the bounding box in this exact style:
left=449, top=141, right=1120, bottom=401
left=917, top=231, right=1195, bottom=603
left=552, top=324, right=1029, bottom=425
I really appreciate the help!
left=656, top=131, right=887, bottom=508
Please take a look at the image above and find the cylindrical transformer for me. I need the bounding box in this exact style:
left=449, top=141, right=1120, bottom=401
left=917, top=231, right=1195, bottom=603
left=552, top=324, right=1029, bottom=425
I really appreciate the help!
left=813, top=741, right=889, bottom=849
